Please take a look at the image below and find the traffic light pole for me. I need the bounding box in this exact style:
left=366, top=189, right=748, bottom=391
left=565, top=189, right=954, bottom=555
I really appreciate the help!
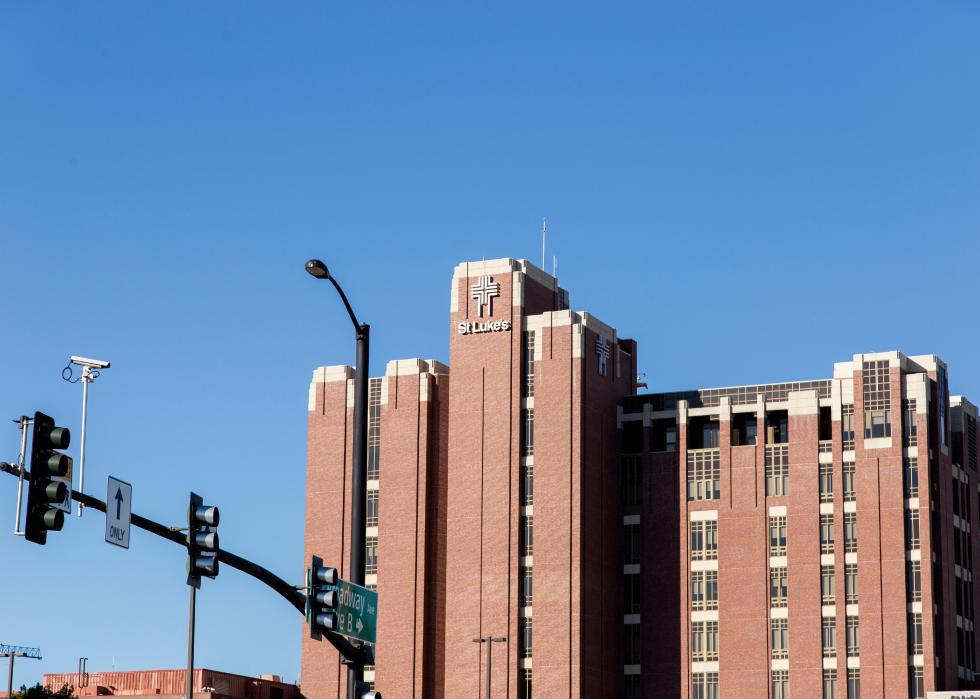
left=347, top=324, right=369, bottom=699
left=186, top=585, right=195, bottom=699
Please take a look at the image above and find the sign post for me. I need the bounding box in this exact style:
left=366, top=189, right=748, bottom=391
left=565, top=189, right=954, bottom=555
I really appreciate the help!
left=104, top=476, right=132, bottom=549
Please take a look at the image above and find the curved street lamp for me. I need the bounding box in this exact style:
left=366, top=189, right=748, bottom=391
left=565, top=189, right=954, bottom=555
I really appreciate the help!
left=306, top=259, right=370, bottom=699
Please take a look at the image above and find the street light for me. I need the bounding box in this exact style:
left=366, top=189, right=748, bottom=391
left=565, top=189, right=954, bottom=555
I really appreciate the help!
left=471, top=636, right=507, bottom=699
left=306, top=258, right=370, bottom=699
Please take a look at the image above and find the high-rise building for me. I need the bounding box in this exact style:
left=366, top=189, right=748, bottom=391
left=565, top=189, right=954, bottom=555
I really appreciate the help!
left=303, top=257, right=979, bottom=698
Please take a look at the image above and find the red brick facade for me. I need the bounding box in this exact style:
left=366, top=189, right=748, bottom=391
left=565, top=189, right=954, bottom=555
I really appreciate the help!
left=303, top=257, right=977, bottom=699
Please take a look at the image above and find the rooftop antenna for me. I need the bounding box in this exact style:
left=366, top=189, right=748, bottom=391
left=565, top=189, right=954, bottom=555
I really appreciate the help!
left=541, top=218, right=547, bottom=270
left=553, top=255, right=557, bottom=278
left=63, top=356, right=111, bottom=516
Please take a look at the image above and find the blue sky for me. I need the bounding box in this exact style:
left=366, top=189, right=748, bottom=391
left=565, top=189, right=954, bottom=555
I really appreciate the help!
left=2, top=0, right=979, bottom=688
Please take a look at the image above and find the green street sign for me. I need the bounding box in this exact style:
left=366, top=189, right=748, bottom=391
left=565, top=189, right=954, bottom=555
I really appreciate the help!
left=329, top=578, right=378, bottom=645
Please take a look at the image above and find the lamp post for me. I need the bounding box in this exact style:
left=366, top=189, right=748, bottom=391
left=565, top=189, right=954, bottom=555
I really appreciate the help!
left=305, top=259, right=370, bottom=699
left=471, top=636, right=506, bottom=699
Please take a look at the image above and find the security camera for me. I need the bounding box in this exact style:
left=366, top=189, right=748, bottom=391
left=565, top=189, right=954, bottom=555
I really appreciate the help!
left=70, top=356, right=111, bottom=370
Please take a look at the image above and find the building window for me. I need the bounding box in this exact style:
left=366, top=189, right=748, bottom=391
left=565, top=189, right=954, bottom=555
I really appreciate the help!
left=519, top=668, right=532, bottom=699
left=846, top=668, right=860, bottom=699
left=771, top=618, right=788, bottom=659
left=624, top=674, right=640, bottom=699
left=624, top=623, right=640, bottom=664
left=367, top=378, right=382, bottom=479
left=691, top=621, right=719, bottom=662
left=624, top=573, right=640, bottom=614
left=842, top=462, right=856, bottom=502
left=622, top=455, right=642, bottom=505
left=821, top=514, right=835, bottom=554
left=520, top=566, right=532, bottom=607
left=521, top=515, right=533, bottom=556
left=819, top=463, right=833, bottom=503
left=845, top=564, right=858, bottom=604
left=624, top=524, right=641, bottom=565
left=844, top=512, right=857, bottom=553
left=939, top=365, right=949, bottom=447
left=905, top=509, right=920, bottom=550
left=846, top=616, right=859, bottom=656
left=822, top=617, right=837, bottom=657
left=522, top=331, right=535, bottom=398
left=365, top=536, right=378, bottom=575
left=903, top=458, right=919, bottom=499
left=903, top=399, right=917, bottom=447
left=771, top=669, right=789, bottom=699
left=970, top=415, right=978, bottom=472
left=367, top=489, right=379, bottom=527
left=823, top=669, right=838, bottom=699
left=521, top=408, right=534, bottom=456
left=842, top=404, right=855, bottom=450
left=522, top=464, right=534, bottom=506
left=520, top=616, right=532, bottom=658
left=908, top=612, right=923, bottom=654
left=907, top=560, right=921, bottom=602
left=690, top=520, right=718, bottom=561
left=766, top=445, right=789, bottom=496
left=769, top=515, right=787, bottom=556
left=691, top=570, right=719, bottom=611
left=691, top=673, right=719, bottom=699
left=770, top=567, right=788, bottom=608
left=908, top=667, right=924, bottom=699
left=863, top=360, right=891, bottom=439
left=822, top=565, right=835, bottom=604
left=687, top=449, right=721, bottom=501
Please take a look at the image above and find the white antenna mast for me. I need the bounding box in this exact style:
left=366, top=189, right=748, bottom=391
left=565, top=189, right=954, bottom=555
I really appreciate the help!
left=541, top=218, right=547, bottom=270
left=553, top=255, right=557, bottom=278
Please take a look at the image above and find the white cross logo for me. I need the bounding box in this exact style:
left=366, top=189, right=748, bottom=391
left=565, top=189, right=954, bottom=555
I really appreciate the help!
left=596, top=336, right=610, bottom=376
left=471, top=275, right=501, bottom=317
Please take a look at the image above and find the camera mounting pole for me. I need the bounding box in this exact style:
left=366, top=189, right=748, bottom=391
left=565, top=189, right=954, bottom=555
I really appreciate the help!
left=67, top=356, right=111, bottom=517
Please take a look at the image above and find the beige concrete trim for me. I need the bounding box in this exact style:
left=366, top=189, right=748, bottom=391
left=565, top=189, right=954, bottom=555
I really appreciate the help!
left=847, top=656, right=860, bottom=669
left=952, top=395, right=979, bottom=420
left=823, top=657, right=838, bottom=670
left=768, top=505, right=788, bottom=516
left=788, top=390, right=819, bottom=416
left=571, top=323, right=584, bottom=359
left=678, top=400, right=689, bottom=426
left=690, top=560, right=718, bottom=572
left=820, top=503, right=834, bottom=515
left=822, top=605, right=836, bottom=617
left=843, top=449, right=856, bottom=461
left=691, top=610, right=719, bottom=622
left=770, top=607, right=788, bottom=619
left=579, top=311, right=617, bottom=340
left=864, top=437, right=892, bottom=450
left=908, top=354, right=946, bottom=373
left=821, top=554, right=835, bottom=566
left=770, top=555, right=788, bottom=568
left=690, top=510, right=719, bottom=522
left=691, top=661, right=720, bottom=673
left=911, top=654, right=924, bottom=667
left=846, top=604, right=859, bottom=617
left=347, top=378, right=355, bottom=408
left=309, top=365, right=355, bottom=412
left=819, top=451, right=834, bottom=465
left=770, top=659, right=789, bottom=671
left=831, top=379, right=843, bottom=421
left=687, top=406, right=721, bottom=418
left=844, top=501, right=857, bottom=513
left=833, top=360, right=856, bottom=379
left=841, top=377, right=854, bottom=405
left=845, top=553, right=858, bottom=565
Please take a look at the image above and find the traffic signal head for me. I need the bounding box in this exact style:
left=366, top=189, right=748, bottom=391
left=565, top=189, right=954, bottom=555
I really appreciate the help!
left=25, top=412, right=72, bottom=545
left=306, top=554, right=338, bottom=640
left=187, top=492, right=220, bottom=587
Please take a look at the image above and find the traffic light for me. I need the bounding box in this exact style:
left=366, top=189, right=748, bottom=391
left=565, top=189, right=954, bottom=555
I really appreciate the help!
left=186, top=492, right=220, bottom=588
left=25, top=411, right=71, bottom=545
left=306, top=554, right=338, bottom=640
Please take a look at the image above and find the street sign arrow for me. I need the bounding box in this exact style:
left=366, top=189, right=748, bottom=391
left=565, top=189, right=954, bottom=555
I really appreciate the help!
left=105, top=476, right=132, bottom=549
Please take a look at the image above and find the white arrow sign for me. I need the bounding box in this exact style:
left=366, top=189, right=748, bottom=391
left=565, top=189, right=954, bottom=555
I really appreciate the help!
left=105, top=476, right=132, bottom=549
left=356, top=618, right=364, bottom=633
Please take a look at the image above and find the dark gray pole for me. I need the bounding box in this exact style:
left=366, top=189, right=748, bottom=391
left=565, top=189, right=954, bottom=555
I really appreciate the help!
left=347, top=324, right=369, bottom=699
left=485, top=641, right=491, bottom=699
left=7, top=653, right=14, bottom=699
left=186, top=585, right=196, bottom=699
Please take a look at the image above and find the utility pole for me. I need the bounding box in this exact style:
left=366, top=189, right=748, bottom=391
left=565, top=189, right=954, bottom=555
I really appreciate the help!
left=1, top=645, right=41, bottom=699
left=471, top=636, right=506, bottom=699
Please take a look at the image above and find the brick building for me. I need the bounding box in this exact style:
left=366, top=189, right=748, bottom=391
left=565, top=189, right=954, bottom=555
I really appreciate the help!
left=41, top=669, right=298, bottom=699
left=303, top=257, right=978, bottom=698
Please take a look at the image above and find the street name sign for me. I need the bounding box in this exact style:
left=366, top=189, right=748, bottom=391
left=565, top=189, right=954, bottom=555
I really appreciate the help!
left=330, top=578, right=378, bottom=644
left=105, top=476, right=132, bottom=549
